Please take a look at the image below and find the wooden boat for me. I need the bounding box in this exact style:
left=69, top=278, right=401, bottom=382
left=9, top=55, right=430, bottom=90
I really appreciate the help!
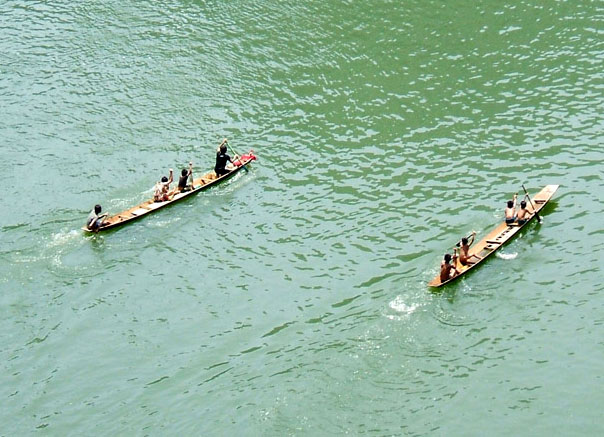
left=428, top=184, right=559, bottom=288
left=82, top=151, right=257, bottom=233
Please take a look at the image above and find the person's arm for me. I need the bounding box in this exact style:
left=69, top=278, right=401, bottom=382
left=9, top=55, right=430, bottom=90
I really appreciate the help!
left=513, top=193, right=518, bottom=208
left=154, top=182, right=162, bottom=200
left=98, top=213, right=108, bottom=224
left=450, top=263, right=459, bottom=278
left=87, top=213, right=96, bottom=228
left=453, top=250, right=460, bottom=272
left=188, top=162, right=194, bottom=187
left=217, top=138, right=228, bottom=152
left=165, top=170, right=176, bottom=198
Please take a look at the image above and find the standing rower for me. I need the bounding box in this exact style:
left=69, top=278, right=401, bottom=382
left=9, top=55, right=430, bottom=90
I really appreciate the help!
left=214, top=138, right=235, bottom=178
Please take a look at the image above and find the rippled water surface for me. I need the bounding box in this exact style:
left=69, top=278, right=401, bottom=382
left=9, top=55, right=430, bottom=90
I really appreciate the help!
left=1, top=0, right=603, bottom=435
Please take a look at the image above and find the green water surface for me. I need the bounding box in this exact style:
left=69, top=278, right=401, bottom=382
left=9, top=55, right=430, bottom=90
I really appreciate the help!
left=1, top=0, right=603, bottom=435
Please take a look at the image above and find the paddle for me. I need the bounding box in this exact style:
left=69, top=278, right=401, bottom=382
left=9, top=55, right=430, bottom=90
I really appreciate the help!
left=453, top=230, right=480, bottom=264
left=454, top=231, right=476, bottom=248
left=187, top=161, right=194, bottom=189
left=522, top=184, right=541, bottom=223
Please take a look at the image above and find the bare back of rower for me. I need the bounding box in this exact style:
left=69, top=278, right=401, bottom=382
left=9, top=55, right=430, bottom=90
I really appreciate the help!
left=440, top=253, right=458, bottom=282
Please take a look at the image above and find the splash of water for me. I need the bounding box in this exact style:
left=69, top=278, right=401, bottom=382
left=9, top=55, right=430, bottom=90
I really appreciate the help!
left=48, top=229, right=81, bottom=248
left=496, top=251, right=517, bottom=260
left=388, top=295, right=421, bottom=317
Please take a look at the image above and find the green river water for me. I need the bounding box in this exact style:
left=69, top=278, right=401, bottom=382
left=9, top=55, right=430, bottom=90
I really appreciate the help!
left=1, top=0, right=603, bottom=435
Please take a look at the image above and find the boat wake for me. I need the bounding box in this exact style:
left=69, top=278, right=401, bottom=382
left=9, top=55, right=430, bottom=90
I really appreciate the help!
left=48, top=229, right=81, bottom=248
left=148, top=216, right=182, bottom=228
left=496, top=251, right=518, bottom=260
left=386, top=295, right=423, bottom=320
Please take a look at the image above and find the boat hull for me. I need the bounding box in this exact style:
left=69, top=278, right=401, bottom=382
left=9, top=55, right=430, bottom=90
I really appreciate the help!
left=83, top=152, right=256, bottom=233
left=428, top=184, right=559, bottom=288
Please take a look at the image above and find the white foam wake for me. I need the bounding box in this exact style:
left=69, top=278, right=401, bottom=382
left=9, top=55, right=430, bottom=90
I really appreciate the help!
left=388, top=295, right=421, bottom=317
left=48, top=229, right=81, bottom=248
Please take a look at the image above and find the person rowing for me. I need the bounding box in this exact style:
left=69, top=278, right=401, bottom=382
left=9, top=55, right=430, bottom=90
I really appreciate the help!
left=177, top=162, right=194, bottom=192
left=504, top=193, right=518, bottom=224
left=457, top=232, right=480, bottom=266
left=440, top=253, right=459, bottom=282
left=214, top=138, right=236, bottom=178
left=86, top=204, right=108, bottom=232
left=153, top=168, right=173, bottom=202
left=516, top=199, right=530, bottom=225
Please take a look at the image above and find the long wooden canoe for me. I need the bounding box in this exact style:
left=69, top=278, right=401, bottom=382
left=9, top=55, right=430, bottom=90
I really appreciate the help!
left=428, top=184, right=559, bottom=288
left=82, top=151, right=257, bottom=233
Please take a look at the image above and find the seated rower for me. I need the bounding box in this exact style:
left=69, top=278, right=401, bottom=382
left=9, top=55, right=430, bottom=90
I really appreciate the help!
left=177, top=162, right=194, bottom=193
left=86, top=204, right=108, bottom=232
left=153, top=169, right=173, bottom=202
left=214, top=138, right=236, bottom=178
left=505, top=193, right=518, bottom=224
left=458, top=232, right=480, bottom=266
left=440, top=253, right=459, bottom=283
left=516, top=199, right=530, bottom=225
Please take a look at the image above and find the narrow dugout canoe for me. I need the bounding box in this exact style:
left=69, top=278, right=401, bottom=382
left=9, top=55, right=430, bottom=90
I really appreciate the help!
left=428, top=184, right=559, bottom=288
left=82, top=151, right=257, bottom=233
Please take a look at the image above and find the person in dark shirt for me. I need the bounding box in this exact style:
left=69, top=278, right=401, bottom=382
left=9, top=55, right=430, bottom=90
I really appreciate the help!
left=214, top=138, right=235, bottom=177
left=177, top=162, right=193, bottom=192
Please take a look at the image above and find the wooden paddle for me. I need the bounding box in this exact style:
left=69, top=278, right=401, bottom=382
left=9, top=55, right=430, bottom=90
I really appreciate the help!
left=522, top=184, right=541, bottom=223
left=454, top=231, right=476, bottom=248
left=454, top=230, right=481, bottom=265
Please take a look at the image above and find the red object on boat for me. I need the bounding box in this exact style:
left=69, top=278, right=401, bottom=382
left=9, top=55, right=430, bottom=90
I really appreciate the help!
left=234, top=151, right=256, bottom=166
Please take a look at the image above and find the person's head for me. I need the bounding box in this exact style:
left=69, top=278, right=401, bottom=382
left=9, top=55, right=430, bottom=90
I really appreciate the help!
left=220, top=144, right=227, bottom=154
left=461, top=237, right=468, bottom=246
left=181, top=168, right=188, bottom=177
left=444, top=253, right=452, bottom=263
left=507, top=200, right=514, bottom=208
left=161, top=176, right=168, bottom=183
left=520, top=201, right=527, bottom=209
left=94, top=204, right=102, bottom=214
